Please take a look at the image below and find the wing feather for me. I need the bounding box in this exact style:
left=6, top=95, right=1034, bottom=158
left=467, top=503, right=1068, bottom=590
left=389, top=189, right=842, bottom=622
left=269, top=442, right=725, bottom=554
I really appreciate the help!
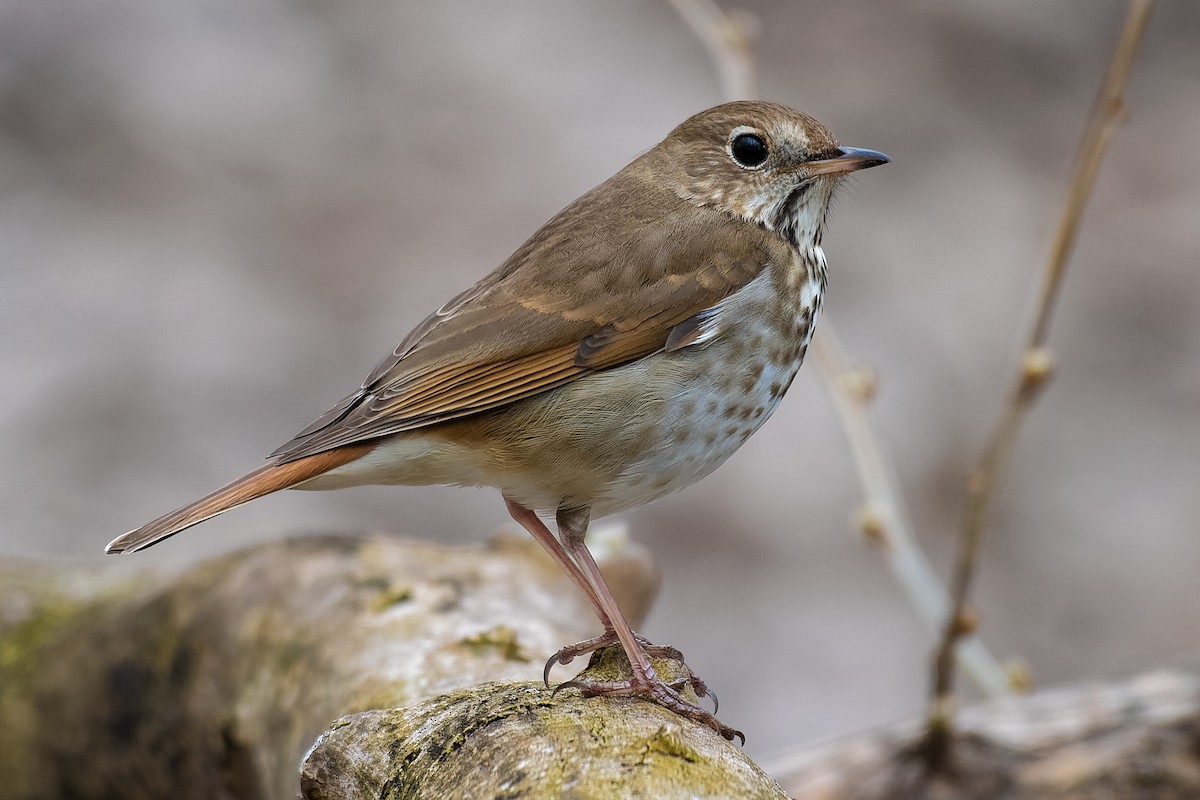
left=271, top=170, right=789, bottom=463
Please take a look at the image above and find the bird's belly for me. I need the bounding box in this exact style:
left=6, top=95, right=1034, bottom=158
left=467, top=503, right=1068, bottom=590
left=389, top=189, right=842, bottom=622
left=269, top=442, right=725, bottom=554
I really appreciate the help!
left=307, top=334, right=809, bottom=517
left=459, top=294, right=814, bottom=516
left=585, top=348, right=803, bottom=517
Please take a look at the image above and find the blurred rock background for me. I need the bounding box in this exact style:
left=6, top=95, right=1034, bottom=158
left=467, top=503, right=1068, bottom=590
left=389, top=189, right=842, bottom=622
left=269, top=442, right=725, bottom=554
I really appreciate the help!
left=1, top=0, right=1196, bottom=760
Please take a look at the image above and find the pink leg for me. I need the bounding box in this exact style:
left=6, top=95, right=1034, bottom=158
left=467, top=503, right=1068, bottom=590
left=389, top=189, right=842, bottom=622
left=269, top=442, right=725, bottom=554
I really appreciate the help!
left=555, top=505, right=740, bottom=743
left=504, top=497, right=685, bottom=685
left=505, top=497, right=609, bottom=620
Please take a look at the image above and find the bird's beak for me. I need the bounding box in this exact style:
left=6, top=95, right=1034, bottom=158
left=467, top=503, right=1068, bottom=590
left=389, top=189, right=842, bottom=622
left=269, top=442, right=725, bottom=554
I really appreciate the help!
left=804, top=146, right=890, bottom=177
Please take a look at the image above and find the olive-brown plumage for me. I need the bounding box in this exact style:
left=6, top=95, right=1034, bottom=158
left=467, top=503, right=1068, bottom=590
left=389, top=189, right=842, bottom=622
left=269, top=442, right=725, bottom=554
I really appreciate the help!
left=106, top=101, right=888, bottom=740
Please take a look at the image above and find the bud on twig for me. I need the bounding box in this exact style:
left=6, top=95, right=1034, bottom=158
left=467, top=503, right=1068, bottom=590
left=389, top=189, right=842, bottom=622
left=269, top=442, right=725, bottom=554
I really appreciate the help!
left=1019, top=346, right=1055, bottom=398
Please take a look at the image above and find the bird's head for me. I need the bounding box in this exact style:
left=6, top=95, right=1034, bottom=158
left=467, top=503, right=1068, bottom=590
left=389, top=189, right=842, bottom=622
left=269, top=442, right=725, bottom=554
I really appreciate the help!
left=651, top=100, right=889, bottom=249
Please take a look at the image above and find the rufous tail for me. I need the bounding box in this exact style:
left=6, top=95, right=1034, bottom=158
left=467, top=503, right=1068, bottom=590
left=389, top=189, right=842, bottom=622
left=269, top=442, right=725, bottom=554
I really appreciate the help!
left=105, top=442, right=375, bottom=554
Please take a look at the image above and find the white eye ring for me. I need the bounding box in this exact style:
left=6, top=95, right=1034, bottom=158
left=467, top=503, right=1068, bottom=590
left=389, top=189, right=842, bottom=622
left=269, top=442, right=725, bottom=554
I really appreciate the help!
left=727, top=126, right=769, bottom=169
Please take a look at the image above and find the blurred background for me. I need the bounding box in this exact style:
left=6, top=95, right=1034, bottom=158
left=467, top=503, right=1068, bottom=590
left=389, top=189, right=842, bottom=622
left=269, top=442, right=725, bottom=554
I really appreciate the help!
left=1, top=0, right=1197, bottom=760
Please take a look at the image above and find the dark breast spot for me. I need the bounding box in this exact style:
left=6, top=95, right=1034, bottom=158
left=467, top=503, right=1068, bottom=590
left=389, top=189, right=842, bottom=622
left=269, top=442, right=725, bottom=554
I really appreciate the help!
left=780, top=371, right=799, bottom=396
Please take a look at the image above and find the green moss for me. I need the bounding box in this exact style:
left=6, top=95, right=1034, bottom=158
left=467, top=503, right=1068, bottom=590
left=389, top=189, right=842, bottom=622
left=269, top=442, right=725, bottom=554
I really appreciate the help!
left=0, top=592, right=92, bottom=683
left=643, top=725, right=702, bottom=764
left=310, top=683, right=786, bottom=799
left=368, top=585, right=414, bottom=612
left=458, top=625, right=530, bottom=662
left=0, top=582, right=116, bottom=795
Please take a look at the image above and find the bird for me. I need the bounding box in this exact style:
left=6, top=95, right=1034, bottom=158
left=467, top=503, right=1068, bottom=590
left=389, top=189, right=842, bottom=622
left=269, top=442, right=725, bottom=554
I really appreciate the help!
left=106, top=100, right=888, bottom=741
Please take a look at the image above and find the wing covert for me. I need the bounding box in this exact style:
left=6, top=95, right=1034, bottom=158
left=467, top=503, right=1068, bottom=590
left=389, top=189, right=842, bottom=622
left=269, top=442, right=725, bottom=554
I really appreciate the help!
left=270, top=176, right=787, bottom=463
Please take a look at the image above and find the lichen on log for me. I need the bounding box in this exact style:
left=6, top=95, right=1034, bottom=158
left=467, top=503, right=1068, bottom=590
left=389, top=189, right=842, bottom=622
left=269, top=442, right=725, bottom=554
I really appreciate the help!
left=0, top=530, right=786, bottom=799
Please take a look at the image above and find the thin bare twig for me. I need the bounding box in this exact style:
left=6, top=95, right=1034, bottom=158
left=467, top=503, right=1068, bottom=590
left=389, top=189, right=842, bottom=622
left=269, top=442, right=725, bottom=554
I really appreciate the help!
left=663, top=0, right=1012, bottom=696
left=925, top=0, right=1156, bottom=768
left=663, top=0, right=756, bottom=100
left=813, top=332, right=1012, bottom=698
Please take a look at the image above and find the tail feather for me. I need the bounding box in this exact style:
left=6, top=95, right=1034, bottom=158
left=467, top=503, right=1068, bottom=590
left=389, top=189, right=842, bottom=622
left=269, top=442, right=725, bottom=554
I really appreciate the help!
left=105, top=443, right=375, bottom=554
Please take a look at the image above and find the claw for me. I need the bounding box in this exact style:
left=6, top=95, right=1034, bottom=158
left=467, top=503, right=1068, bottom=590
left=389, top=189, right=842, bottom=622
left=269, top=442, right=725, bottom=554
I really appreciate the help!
left=543, top=651, right=567, bottom=687
left=544, top=631, right=688, bottom=685
left=542, top=635, right=740, bottom=743
left=543, top=630, right=621, bottom=685
left=555, top=673, right=742, bottom=742
left=669, top=676, right=717, bottom=713
left=544, top=630, right=686, bottom=682
left=550, top=668, right=741, bottom=742
left=552, top=681, right=585, bottom=695
left=693, top=677, right=717, bottom=713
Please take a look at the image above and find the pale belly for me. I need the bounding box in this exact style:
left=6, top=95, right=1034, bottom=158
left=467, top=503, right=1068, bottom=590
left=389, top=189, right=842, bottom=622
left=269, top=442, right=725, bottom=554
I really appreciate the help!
left=581, top=345, right=805, bottom=517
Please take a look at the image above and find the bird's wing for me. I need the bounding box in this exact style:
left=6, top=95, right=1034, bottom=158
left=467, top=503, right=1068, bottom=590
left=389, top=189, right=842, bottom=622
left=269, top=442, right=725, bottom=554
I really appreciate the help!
left=270, top=184, right=788, bottom=463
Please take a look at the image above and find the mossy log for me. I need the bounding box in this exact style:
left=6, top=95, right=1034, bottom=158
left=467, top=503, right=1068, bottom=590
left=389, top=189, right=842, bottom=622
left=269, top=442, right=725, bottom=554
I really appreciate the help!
left=301, top=667, right=784, bottom=799
left=0, top=532, right=786, bottom=799
left=5, top=532, right=1194, bottom=799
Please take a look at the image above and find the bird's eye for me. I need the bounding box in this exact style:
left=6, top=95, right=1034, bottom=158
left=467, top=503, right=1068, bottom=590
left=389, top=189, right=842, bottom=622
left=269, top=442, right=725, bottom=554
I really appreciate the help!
left=730, top=133, right=768, bottom=168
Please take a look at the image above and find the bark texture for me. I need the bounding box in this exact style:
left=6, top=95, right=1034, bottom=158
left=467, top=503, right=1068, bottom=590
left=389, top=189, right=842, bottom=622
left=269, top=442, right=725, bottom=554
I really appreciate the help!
left=5, top=532, right=1197, bottom=799
left=0, top=531, right=785, bottom=799
left=768, top=662, right=1200, bottom=800
left=301, top=673, right=784, bottom=800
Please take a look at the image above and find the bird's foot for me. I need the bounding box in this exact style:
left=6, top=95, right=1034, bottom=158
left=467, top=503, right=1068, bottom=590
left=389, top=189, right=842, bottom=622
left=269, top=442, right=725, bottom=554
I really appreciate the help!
left=549, top=641, right=739, bottom=743
left=543, top=630, right=683, bottom=685
left=555, top=667, right=742, bottom=744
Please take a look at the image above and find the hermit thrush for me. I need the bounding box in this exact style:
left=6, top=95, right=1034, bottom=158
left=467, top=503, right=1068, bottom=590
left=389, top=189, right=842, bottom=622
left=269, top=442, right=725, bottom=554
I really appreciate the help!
left=107, top=101, right=888, bottom=741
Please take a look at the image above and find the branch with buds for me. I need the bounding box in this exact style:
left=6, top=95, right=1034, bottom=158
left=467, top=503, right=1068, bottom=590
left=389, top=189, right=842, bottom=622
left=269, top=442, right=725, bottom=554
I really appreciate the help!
left=667, top=0, right=1159, bottom=771
left=663, top=0, right=1013, bottom=697
left=924, top=0, right=1156, bottom=768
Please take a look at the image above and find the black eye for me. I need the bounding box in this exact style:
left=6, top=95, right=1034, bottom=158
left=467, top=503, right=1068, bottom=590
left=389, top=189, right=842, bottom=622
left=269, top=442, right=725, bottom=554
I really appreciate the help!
left=730, top=133, right=768, bottom=168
